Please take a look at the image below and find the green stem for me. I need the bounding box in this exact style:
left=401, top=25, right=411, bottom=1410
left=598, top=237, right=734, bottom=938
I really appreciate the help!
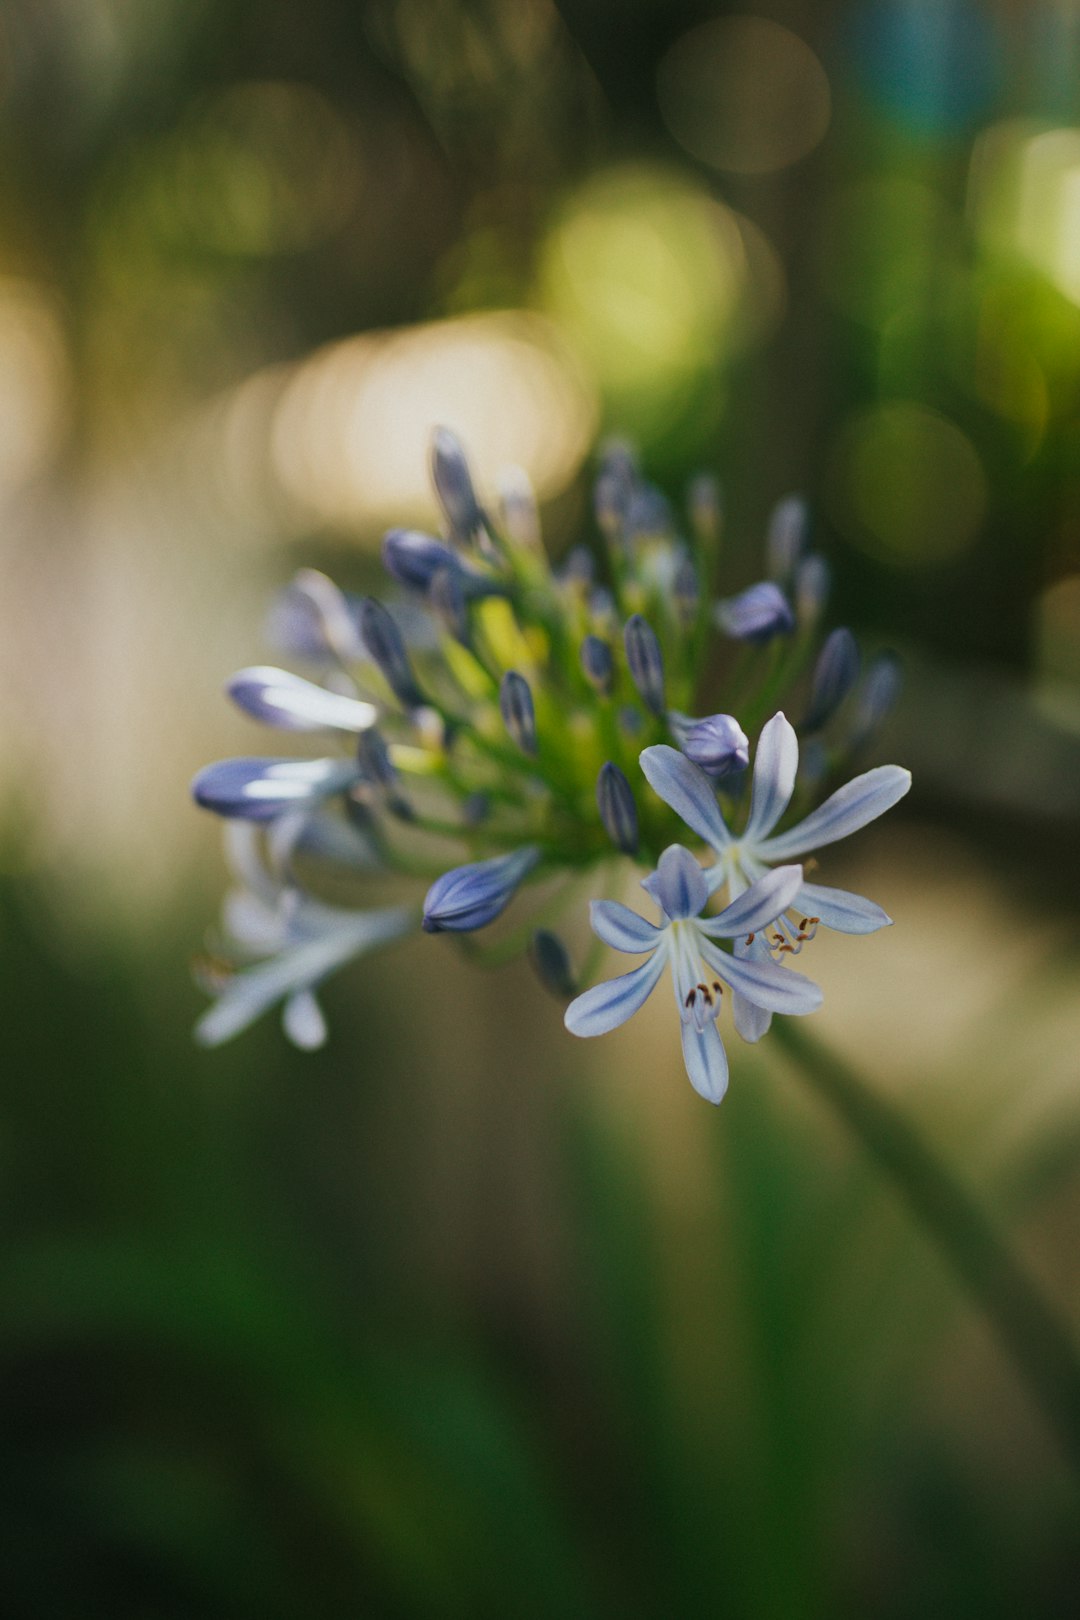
left=772, top=1019, right=1080, bottom=1479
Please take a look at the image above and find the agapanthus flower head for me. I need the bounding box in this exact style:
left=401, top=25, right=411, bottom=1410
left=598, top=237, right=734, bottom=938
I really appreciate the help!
left=192, top=428, right=910, bottom=1101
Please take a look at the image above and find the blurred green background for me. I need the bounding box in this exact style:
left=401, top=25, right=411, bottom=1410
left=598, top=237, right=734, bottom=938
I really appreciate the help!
left=2, top=1, right=1080, bottom=1614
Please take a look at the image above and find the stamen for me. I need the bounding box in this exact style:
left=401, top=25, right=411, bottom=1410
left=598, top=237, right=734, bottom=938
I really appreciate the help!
left=685, top=988, right=697, bottom=1009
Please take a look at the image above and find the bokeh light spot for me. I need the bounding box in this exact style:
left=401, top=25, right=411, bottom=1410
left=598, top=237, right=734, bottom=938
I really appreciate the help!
left=827, top=401, right=986, bottom=566
left=268, top=310, right=597, bottom=535
left=537, top=165, right=784, bottom=434
left=657, top=16, right=830, bottom=177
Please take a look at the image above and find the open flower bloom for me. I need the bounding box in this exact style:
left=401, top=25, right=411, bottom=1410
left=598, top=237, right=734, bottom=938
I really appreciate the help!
left=640, top=712, right=911, bottom=1041
left=196, top=823, right=414, bottom=1050
left=564, top=846, right=822, bottom=1104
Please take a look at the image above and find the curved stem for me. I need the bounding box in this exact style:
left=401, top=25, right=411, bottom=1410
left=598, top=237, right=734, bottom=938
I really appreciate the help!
left=772, top=1018, right=1080, bottom=1479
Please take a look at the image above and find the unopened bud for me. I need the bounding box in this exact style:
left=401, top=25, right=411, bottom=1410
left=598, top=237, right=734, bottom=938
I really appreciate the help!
left=851, top=652, right=902, bottom=748
left=681, top=713, right=749, bottom=778
left=430, top=427, right=484, bottom=542
left=766, top=495, right=808, bottom=582
left=422, top=846, right=540, bottom=933
left=428, top=565, right=470, bottom=645
left=528, top=929, right=576, bottom=1001
left=802, top=627, right=860, bottom=732
left=596, top=762, right=639, bottom=855
left=795, top=554, right=830, bottom=627
left=581, top=634, right=614, bottom=695
left=499, top=670, right=538, bottom=756
left=715, top=582, right=795, bottom=643
left=358, top=598, right=425, bottom=708
left=623, top=614, right=666, bottom=717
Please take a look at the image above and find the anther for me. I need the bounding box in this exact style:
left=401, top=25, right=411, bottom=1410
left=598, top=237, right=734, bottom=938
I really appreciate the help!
left=685, top=989, right=697, bottom=1009
left=746, top=932, right=755, bottom=945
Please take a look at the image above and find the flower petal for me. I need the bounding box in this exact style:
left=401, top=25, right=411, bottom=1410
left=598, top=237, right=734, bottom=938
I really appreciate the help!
left=680, top=1019, right=730, bottom=1105
left=195, top=905, right=414, bottom=1047
left=641, top=845, right=709, bottom=921
left=282, top=989, right=328, bottom=1050
left=697, top=864, right=804, bottom=939
left=564, top=948, right=667, bottom=1038
left=228, top=667, right=377, bottom=732
left=590, top=900, right=663, bottom=954
left=795, top=880, right=893, bottom=934
left=698, top=937, right=823, bottom=1015
left=639, top=745, right=732, bottom=852
left=744, top=712, right=799, bottom=843
left=192, top=757, right=359, bottom=820
left=756, top=765, right=911, bottom=859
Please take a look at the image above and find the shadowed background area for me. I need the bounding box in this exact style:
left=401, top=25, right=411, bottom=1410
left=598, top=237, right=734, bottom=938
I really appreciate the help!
left=1, top=1, right=1080, bottom=1615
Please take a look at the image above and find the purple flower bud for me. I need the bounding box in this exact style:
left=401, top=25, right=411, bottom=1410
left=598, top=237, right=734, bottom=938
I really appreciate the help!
left=596, top=761, right=639, bottom=855
left=358, top=598, right=425, bottom=708
left=680, top=713, right=750, bottom=778
left=795, top=554, right=830, bottom=627
left=594, top=442, right=637, bottom=540
left=430, top=427, right=484, bottom=541
left=802, top=627, right=860, bottom=732
left=382, top=529, right=460, bottom=592
left=624, top=483, right=672, bottom=540
left=588, top=586, right=616, bottom=624
left=715, top=582, right=795, bottom=643
left=463, top=792, right=491, bottom=826
left=528, top=929, right=576, bottom=1001
left=428, top=565, right=470, bottom=645
left=624, top=614, right=666, bottom=717
left=766, top=495, right=808, bottom=582
left=192, top=757, right=359, bottom=820
left=558, top=545, right=594, bottom=588
left=500, top=670, right=537, bottom=755
left=227, top=667, right=377, bottom=733
left=383, top=528, right=499, bottom=600
left=266, top=570, right=365, bottom=664
left=357, top=728, right=411, bottom=819
left=851, top=652, right=902, bottom=748
left=580, top=634, right=613, bottom=695
left=422, top=846, right=540, bottom=933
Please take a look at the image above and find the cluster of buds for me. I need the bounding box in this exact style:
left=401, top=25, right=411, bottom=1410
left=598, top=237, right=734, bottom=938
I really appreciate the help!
left=192, top=432, right=909, bottom=1102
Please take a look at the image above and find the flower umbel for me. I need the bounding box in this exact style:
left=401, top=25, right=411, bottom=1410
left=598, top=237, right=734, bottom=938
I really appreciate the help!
left=191, top=435, right=909, bottom=1100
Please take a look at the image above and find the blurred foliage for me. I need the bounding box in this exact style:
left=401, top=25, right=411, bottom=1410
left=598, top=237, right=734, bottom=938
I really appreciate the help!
left=2, top=0, right=1080, bottom=1615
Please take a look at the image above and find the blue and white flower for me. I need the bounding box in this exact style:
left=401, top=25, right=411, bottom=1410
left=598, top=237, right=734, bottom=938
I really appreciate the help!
left=564, top=847, right=822, bottom=1104
left=640, top=713, right=911, bottom=1039
left=196, top=823, right=414, bottom=1049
